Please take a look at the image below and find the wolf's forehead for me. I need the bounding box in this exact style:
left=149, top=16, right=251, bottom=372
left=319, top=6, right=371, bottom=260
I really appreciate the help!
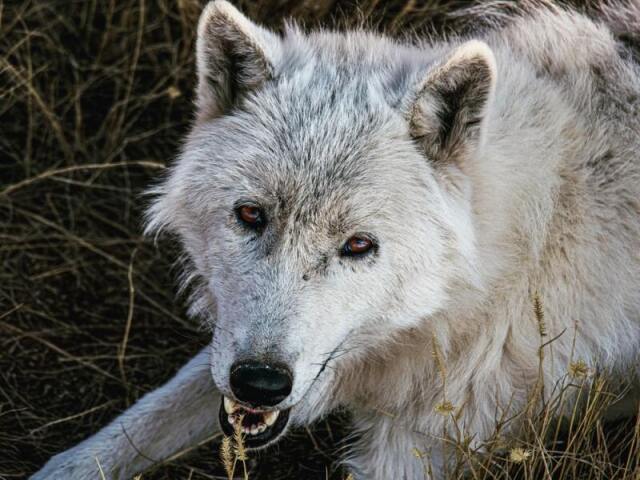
left=252, top=69, right=390, bottom=143
left=234, top=115, right=387, bottom=224
left=227, top=75, right=394, bottom=188
left=211, top=39, right=421, bottom=189
left=211, top=105, right=398, bottom=233
left=195, top=57, right=428, bottom=224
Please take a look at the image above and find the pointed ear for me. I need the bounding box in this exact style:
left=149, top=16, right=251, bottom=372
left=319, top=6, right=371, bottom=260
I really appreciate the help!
left=195, top=1, right=280, bottom=121
left=408, top=41, right=496, bottom=165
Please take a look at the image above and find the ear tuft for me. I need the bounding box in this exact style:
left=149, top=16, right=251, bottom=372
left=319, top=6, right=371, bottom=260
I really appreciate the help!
left=196, top=1, right=279, bottom=121
left=409, top=40, right=496, bottom=164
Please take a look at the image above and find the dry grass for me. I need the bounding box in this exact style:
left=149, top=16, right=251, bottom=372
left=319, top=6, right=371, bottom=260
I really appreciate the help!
left=428, top=298, right=640, bottom=480
left=1, top=0, right=637, bottom=479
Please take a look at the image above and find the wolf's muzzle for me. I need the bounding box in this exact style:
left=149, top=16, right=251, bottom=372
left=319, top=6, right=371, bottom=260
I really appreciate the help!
left=219, top=361, right=293, bottom=448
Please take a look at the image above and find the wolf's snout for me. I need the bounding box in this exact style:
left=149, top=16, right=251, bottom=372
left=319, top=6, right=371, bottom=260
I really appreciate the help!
left=230, top=361, right=293, bottom=407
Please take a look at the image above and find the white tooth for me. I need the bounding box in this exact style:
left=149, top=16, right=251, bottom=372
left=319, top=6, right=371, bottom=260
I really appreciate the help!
left=263, top=410, right=280, bottom=427
left=227, top=414, right=235, bottom=425
left=257, top=424, right=267, bottom=433
left=242, top=426, right=251, bottom=434
left=250, top=425, right=259, bottom=435
left=223, top=397, right=235, bottom=414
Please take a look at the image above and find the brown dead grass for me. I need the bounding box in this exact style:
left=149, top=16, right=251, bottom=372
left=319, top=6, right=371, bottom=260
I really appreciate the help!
left=1, top=0, right=638, bottom=479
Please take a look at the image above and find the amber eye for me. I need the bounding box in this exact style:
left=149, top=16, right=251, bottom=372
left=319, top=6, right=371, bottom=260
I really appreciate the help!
left=342, top=235, right=376, bottom=257
left=237, top=205, right=265, bottom=229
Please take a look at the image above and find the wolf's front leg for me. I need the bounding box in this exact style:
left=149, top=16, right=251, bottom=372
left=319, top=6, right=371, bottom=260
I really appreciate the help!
left=346, top=415, right=447, bottom=480
left=31, top=346, right=220, bottom=480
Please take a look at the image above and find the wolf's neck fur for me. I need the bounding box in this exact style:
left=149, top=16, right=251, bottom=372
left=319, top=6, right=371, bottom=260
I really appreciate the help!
left=341, top=12, right=640, bottom=439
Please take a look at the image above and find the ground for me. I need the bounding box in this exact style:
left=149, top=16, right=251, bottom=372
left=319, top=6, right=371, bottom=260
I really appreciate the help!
left=1, top=1, right=639, bottom=479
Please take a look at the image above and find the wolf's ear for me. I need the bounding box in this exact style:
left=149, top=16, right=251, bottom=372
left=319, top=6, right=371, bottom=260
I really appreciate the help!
left=196, top=1, right=279, bottom=120
left=408, top=41, right=496, bottom=165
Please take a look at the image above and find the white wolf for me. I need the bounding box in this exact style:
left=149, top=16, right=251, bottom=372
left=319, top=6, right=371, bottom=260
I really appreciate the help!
left=33, top=1, right=640, bottom=478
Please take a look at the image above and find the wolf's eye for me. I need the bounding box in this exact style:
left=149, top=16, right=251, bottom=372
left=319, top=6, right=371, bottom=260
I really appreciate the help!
left=342, top=235, right=375, bottom=257
left=237, top=205, right=265, bottom=229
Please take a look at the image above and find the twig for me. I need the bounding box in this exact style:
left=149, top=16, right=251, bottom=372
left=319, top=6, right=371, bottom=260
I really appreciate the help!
left=0, top=321, right=120, bottom=383
left=30, top=400, right=116, bottom=434
left=118, top=248, right=138, bottom=384
left=1, top=161, right=164, bottom=196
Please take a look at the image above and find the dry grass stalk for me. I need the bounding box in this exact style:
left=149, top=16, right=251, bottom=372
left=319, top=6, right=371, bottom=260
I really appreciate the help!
left=220, top=436, right=234, bottom=480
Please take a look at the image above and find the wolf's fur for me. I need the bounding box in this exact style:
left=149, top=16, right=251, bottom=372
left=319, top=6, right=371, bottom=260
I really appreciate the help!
left=33, top=1, right=640, bottom=479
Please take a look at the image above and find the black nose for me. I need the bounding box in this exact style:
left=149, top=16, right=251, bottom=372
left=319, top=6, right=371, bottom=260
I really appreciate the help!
left=229, top=361, right=293, bottom=407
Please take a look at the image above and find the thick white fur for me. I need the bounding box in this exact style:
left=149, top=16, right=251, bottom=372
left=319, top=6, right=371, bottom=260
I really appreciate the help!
left=33, top=1, right=640, bottom=479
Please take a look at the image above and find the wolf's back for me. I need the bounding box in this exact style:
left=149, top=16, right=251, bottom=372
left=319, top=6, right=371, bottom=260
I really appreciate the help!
left=601, top=0, right=640, bottom=63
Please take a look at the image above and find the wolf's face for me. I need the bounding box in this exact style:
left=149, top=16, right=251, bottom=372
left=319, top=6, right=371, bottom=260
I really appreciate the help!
left=147, top=1, right=495, bottom=448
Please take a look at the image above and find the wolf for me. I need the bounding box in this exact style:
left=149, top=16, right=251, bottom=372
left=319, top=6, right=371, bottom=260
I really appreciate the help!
left=33, top=0, right=640, bottom=478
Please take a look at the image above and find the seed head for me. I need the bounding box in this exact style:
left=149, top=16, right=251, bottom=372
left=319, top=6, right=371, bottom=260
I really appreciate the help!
left=233, top=416, right=248, bottom=462
left=569, top=359, right=592, bottom=379
left=220, top=436, right=234, bottom=480
left=533, top=293, right=547, bottom=338
left=509, top=447, right=532, bottom=463
left=434, top=401, right=456, bottom=416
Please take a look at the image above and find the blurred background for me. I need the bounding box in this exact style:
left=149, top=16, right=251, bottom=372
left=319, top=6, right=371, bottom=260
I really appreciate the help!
left=0, top=1, right=613, bottom=479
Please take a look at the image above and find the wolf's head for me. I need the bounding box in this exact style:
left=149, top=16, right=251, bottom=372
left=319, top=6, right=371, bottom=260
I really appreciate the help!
left=146, top=1, right=495, bottom=448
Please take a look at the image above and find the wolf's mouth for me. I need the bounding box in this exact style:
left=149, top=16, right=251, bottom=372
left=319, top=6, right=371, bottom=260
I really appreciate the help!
left=219, top=396, right=290, bottom=448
